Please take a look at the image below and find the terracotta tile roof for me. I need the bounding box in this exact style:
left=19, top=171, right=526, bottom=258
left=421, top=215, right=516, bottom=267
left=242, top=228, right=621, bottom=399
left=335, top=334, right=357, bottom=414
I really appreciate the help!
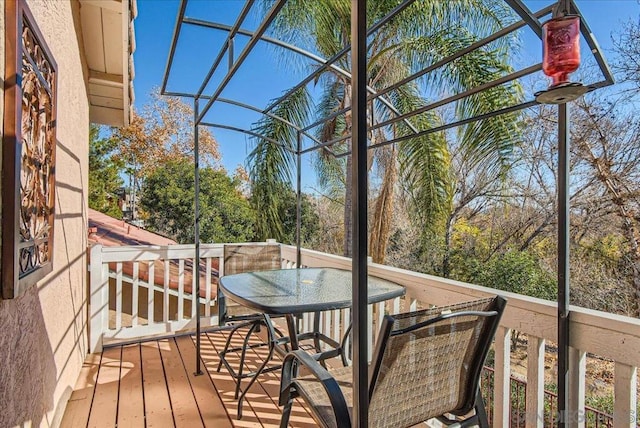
left=88, top=208, right=176, bottom=246
left=88, top=208, right=218, bottom=298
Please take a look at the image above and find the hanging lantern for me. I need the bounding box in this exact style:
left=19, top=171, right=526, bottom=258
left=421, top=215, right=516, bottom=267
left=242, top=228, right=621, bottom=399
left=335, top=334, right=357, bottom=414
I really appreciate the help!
left=535, top=7, right=588, bottom=104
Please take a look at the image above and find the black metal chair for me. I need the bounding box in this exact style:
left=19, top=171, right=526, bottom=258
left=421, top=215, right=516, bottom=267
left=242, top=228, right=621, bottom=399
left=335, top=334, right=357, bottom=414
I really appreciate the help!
left=216, top=244, right=289, bottom=415
left=278, top=296, right=507, bottom=428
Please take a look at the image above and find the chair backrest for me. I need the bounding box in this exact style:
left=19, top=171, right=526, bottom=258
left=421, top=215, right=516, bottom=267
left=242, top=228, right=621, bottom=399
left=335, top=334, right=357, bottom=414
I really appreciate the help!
left=367, top=296, right=506, bottom=428
left=218, top=244, right=282, bottom=325
left=223, top=243, right=282, bottom=276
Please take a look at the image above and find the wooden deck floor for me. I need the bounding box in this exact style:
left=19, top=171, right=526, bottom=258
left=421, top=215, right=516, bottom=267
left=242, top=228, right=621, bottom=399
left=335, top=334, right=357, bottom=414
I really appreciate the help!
left=60, top=328, right=319, bottom=427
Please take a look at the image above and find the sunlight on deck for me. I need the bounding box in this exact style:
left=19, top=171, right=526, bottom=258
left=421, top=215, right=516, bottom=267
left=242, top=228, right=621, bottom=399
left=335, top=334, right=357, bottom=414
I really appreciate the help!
left=61, top=328, right=320, bottom=427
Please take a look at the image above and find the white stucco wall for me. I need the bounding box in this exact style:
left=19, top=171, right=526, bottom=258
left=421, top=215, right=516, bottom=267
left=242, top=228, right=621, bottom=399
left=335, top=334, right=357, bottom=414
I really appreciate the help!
left=0, top=1, right=90, bottom=427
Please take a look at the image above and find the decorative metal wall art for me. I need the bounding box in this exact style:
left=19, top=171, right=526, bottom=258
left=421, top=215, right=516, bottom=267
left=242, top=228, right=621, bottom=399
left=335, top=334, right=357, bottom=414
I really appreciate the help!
left=2, top=0, right=57, bottom=299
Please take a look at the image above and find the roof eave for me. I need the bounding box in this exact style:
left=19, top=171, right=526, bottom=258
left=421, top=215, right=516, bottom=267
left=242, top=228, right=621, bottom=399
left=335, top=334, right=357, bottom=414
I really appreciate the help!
left=80, top=0, right=136, bottom=127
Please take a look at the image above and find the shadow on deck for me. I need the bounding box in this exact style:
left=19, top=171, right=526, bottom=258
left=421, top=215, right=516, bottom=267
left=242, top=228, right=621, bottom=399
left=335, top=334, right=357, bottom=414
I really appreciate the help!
left=61, top=328, right=319, bottom=427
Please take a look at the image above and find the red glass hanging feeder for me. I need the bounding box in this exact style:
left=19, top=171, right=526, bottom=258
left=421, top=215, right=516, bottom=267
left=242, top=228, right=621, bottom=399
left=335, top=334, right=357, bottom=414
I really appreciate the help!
left=535, top=1, right=588, bottom=104
left=543, top=15, right=580, bottom=86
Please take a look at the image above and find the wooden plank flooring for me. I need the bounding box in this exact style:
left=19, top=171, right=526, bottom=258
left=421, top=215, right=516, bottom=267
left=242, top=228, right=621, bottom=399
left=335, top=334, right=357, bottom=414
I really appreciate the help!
left=61, top=328, right=319, bottom=428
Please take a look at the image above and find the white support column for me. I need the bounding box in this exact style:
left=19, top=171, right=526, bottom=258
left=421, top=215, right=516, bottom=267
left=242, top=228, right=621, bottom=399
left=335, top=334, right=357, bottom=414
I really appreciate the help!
left=526, top=336, right=546, bottom=428
left=568, top=347, right=586, bottom=428
left=493, top=326, right=512, bottom=428
left=89, top=244, right=108, bottom=353
left=614, top=362, right=638, bottom=428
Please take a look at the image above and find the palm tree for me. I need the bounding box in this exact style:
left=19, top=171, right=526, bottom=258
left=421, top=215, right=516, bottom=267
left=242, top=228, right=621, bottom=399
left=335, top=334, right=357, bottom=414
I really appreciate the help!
left=248, top=0, right=522, bottom=264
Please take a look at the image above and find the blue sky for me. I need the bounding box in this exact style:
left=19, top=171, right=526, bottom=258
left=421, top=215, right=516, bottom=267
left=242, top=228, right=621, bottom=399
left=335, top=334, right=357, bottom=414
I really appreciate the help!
left=132, top=0, right=639, bottom=191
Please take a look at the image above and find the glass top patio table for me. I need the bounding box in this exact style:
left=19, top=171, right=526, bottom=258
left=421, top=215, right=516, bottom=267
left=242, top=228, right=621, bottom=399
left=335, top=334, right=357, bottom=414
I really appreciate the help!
left=218, top=267, right=406, bottom=315
left=218, top=267, right=405, bottom=417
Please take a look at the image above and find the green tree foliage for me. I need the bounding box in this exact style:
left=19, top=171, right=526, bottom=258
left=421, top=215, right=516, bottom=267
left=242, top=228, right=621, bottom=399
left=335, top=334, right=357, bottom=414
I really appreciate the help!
left=475, top=250, right=556, bottom=301
left=89, top=125, right=124, bottom=218
left=250, top=183, right=321, bottom=245
left=140, top=159, right=255, bottom=244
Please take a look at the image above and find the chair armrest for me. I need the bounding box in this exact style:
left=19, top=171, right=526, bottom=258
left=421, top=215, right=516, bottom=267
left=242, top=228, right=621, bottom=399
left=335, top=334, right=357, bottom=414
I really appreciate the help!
left=279, top=350, right=351, bottom=427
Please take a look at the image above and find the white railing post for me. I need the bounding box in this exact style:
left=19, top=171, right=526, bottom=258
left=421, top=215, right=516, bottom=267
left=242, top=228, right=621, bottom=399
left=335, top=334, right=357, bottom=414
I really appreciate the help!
left=526, top=336, right=546, bottom=428
left=614, top=363, right=638, bottom=428
left=493, top=326, right=512, bottom=428
left=89, top=244, right=108, bottom=353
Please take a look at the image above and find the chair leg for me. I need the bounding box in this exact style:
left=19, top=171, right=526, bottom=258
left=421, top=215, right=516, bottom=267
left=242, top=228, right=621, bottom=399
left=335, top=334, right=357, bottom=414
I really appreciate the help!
left=235, top=321, right=262, bottom=399
left=237, top=322, right=278, bottom=419
left=217, top=322, right=247, bottom=372
left=474, top=390, right=489, bottom=428
left=279, top=394, right=294, bottom=428
left=340, top=322, right=353, bottom=367
left=313, top=312, right=322, bottom=353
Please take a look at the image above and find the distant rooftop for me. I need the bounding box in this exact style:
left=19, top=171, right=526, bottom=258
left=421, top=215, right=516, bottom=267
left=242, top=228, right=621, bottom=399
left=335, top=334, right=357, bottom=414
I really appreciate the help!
left=88, top=208, right=176, bottom=247
left=88, top=208, right=218, bottom=298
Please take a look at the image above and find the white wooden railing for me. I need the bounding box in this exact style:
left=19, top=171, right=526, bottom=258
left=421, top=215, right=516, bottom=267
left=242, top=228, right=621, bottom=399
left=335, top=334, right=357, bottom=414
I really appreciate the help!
left=89, top=243, right=222, bottom=351
left=89, top=242, right=640, bottom=428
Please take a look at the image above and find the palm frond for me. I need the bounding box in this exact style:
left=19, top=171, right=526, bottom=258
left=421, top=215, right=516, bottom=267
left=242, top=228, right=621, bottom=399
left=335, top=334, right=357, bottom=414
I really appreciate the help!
left=247, top=87, right=312, bottom=240
left=392, top=85, right=452, bottom=234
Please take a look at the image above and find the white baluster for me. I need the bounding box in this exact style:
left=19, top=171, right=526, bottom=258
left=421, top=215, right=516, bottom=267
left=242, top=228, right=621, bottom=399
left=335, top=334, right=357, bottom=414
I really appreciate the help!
left=392, top=296, right=400, bottom=315
left=614, top=362, right=638, bottom=428
left=568, top=347, right=586, bottom=428
left=333, top=309, right=341, bottom=343
left=132, top=262, right=139, bottom=326
left=367, top=304, right=373, bottom=362
left=163, top=259, right=170, bottom=323
left=147, top=261, right=155, bottom=325
left=493, top=326, right=512, bottom=428
left=178, top=259, right=185, bottom=320
left=205, top=257, right=212, bottom=318
left=191, top=259, right=197, bottom=319
left=323, top=310, right=331, bottom=345
left=526, top=336, right=545, bottom=428
left=115, top=262, right=123, bottom=330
